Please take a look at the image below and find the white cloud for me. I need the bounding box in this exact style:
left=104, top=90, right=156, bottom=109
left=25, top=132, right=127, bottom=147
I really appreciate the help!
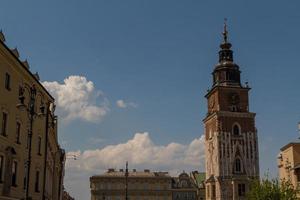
left=64, top=133, right=205, bottom=199
left=116, top=99, right=138, bottom=108
left=43, top=76, right=109, bottom=123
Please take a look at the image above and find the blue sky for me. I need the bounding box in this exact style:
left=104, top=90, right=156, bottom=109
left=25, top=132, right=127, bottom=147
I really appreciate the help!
left=1, top=0, right=300, bottom=199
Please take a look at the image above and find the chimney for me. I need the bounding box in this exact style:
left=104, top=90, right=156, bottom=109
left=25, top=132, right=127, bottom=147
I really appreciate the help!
left=0, top=31, right=5, bottom=42
left=11, top=48, right=20, bottom=58
left=22, top=60, right=30, bottom=69
left=108, top=168, right=115, bottom=173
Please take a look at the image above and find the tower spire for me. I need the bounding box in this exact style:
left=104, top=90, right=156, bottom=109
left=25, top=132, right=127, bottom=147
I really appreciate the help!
left=223, top=18, right=228, bottom=43
left=218, top=18, right=233, bottom=62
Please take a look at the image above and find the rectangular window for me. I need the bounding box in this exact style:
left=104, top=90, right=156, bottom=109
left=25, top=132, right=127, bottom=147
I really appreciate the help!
left=12, top=161, right=17, bottom=186
left=212, top=185, right=216, bottom=198
left=35, top=171, right=40, bottom=192
left=23, top=164, right=27, bottom=190
left=16, top=122, right=21, bottom=143
left=207, top=185, right=210, bottom=197
left=1, top=112, right=7, bottom=136
left=238, top=183, right=246, bottom=196
left=26, top=135, right=30, bottom=149
left=5, top=73, right=10, bottom=90
left=0, top=155, right=3, bottom=182
left=38, top=136, right=42, bottom=155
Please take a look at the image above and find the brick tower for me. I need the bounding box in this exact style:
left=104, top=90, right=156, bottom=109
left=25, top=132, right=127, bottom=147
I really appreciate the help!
left=203, top=22, right=259, bottom=200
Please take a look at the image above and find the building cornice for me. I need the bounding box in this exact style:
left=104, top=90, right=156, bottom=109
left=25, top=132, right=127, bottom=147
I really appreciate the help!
left=280, top=142, right=300, bottom=151
left=0, top=40, right=54, bottom=101
left=205, top=85, right=251, bottom=99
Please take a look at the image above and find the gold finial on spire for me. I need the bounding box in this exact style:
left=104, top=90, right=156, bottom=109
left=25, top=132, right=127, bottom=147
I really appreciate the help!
left=222, top=18, right=228, bottom=43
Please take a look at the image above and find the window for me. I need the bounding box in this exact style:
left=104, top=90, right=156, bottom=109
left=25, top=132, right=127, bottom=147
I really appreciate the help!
left=37, top=136, right=42, bottom=155
left=233, top=124, right=240, bottom=136
left=16, top=122, right=21, bottom=144
left=250, top=141, right=253, bottom=159
left=35, top=171, right=40, bottom=192
left=0, top=155, right=4, bottom=182
left=1, top=112, right=7, bottom=136
left=238, top=184, right=246, bottom=196
left=207, top=185, right=210, bottom=197
left=12, top=161, right=17, bottom=186
left=209, top=131, right=213, bottom=139
left=227, top=145, right=230, bottom=158
left=296, top=169, right=300, bottom=182
left=235, top=158, right=241, bottom=173
left=26, top=135, right=30, bottom=149
left=23, top=164, right=27, bottom=190
left=5, top=73, right=10, bottom=90
left=212, top=185, right=216, bottom=198
left=231, top=105, right=237, bottom=112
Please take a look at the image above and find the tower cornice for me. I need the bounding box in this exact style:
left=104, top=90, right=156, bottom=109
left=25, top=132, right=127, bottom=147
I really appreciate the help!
left=205, top=85, right=251, bottom=99
left=203, top=111, right=256, bottom=123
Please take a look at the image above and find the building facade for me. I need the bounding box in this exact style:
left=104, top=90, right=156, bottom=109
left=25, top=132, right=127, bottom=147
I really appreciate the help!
left=278, top=135, right=300, bottom=196
left=90, top=169, right=172, bottom=200
left=171, top=172, right=197, bottom=200
left=0, top=31, right=65, bottom=200
left=203, top=25, right=259, bottom=200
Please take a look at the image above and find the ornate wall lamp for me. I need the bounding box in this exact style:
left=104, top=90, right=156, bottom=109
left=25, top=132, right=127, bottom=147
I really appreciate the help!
left=16, top=83, right=47, bottom=200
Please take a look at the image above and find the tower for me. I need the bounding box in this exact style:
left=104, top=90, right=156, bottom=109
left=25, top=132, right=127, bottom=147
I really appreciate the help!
left=203, top=22, right=259, bottom=200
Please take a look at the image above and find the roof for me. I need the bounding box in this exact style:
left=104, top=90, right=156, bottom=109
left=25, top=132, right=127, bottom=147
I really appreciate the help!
left=193, top=172, right=206, bottom=185
left=0, top=35, right=54, bottom=101
left=205, top=175, right=215, bottom=183
left=91, top=169, right=171, bottom=179
left=190, top=171, right=205, bottom=187
left=280, top=140, right=300, bottom=151
left=291, top=163, right=300, bottom=170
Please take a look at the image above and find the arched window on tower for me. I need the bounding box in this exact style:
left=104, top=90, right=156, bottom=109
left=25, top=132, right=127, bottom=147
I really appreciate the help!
left=235, top=158, right=241, bottom=173
left=233, top=124, right=241, bottom=136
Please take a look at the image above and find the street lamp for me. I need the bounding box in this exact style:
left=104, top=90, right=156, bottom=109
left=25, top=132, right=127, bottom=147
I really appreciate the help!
left=125, top=161, right=128, bottom=200
left=17, top=83, right=47, bottom=200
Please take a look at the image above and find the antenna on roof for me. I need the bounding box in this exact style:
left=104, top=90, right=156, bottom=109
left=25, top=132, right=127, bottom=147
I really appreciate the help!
left=222, top=18, right=228, bottom=43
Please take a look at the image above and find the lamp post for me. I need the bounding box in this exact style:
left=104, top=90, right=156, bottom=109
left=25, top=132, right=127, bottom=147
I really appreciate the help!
left=17, top=84, right=46, bottom=200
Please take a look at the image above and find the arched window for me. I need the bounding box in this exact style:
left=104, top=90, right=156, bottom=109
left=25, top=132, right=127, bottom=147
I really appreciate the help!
left=233, top=124, right=240, bottom=136
left=235, top=158, right=241, bottom=173
left=209, top=131, right=213, bottom=139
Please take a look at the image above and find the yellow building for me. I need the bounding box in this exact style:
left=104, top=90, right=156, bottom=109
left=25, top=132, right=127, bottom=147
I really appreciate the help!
left=278, top=134, right=300, bottom=195
left=90, top=169, right=172, bottom=200
left=0, top=31, right=65, bottom=200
